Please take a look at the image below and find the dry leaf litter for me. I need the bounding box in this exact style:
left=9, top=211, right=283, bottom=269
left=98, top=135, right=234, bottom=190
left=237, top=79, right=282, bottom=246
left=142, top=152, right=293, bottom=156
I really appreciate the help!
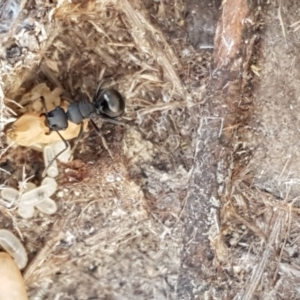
left=0, top=0, right=297, bottom=299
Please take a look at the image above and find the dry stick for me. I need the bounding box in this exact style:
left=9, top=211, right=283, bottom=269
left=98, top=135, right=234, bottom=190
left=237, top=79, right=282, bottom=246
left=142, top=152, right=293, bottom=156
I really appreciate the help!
left=88, top=20, right=113, bottom=42
left=292, top=25, right=300, bottom=32
left=272, top=193, right=297, bottom=283
left=5, top=98, right=24, bottom=109
left=137, top=102, right=183, bottom=116
left=78, top=224, right=145, bottom=257
left=277, top=155, right=291, bottom=183
left=0, top=167, right=10, bottom=175
left=258, top=191, right=300, bottom=213
left=290, top=19, right=300, bottom=28
left=278, top=0, right=287, bottom=45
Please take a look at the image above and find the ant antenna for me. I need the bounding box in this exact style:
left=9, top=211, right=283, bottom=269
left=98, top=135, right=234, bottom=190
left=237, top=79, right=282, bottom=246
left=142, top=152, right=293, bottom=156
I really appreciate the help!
left=101, top=117, right=125, bottom=126
left=68, top=122, right=84, bottom=161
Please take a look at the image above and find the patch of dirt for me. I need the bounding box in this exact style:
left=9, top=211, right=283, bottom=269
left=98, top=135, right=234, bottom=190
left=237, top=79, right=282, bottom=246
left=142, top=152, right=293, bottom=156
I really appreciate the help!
left=0, top=1, right=193, bottom=299
left=1, top=0, right=300, bottom=299
left=186, top=0, right=221, bottom=50
left=243, top=0, right=300, bottom=199
left=202, top=1, right=300, bottom=299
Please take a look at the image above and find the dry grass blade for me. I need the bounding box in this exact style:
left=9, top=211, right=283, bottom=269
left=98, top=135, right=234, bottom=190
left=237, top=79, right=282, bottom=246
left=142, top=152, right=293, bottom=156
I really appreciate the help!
left=229, top=205, right=267, bottom=241
left=24, top=220, right=66, bottom=283
left=119, top=0, right=185, bottom=98
left=242, top=210, right=285, bottom=300
left=137, top=101, right=183, bottom=116
left=278, top=0, right=287, bottom=44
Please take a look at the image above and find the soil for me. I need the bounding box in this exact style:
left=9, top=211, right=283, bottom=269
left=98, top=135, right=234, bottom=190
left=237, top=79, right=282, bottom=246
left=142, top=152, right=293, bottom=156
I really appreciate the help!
left=245, top=0, right=300, bottom=199
left=0, top=0, right=300, bottom=300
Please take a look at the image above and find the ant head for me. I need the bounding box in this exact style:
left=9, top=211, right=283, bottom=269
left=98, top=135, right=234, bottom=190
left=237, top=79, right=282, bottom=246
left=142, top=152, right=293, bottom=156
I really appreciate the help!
left=43, top=107, right=68, bottom=131
left=93, top=89, right=125, bottom=118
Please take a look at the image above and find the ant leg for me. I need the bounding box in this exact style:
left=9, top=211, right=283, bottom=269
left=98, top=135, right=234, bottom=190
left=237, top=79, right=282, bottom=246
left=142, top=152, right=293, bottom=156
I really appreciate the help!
left=42, top=130, right=69, bottom=177
left=68, top=122, right=84, bottom=161
left=100, top=116, right=125, bottom=126
left=90, top=119, right=113, bottom=158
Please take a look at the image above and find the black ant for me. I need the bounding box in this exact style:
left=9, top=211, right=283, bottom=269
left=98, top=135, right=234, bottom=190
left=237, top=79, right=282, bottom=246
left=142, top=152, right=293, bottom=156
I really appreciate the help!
left=41, top=83, right=125, bottom=177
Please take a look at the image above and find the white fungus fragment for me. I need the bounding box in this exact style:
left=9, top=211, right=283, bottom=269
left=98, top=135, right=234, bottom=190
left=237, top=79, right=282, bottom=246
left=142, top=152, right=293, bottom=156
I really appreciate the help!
left=43, top=145, right=59, bottom=177
left=0, top=229, right=28, bottom=270
left=36, top=198, right=57, bottom=215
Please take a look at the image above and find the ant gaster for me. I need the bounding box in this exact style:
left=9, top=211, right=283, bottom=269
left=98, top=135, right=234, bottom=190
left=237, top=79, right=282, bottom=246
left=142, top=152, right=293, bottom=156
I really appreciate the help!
left=41, top=83, right=125, bottom=177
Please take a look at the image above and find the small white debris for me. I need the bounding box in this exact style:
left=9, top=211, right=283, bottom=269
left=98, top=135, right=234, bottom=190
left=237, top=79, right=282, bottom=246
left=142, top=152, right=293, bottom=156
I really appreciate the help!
left=233, top=265, right=242, bottom=274
left=106, top=174, right=115, bottom=182
left=57, top=191, right=64, bottom=198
